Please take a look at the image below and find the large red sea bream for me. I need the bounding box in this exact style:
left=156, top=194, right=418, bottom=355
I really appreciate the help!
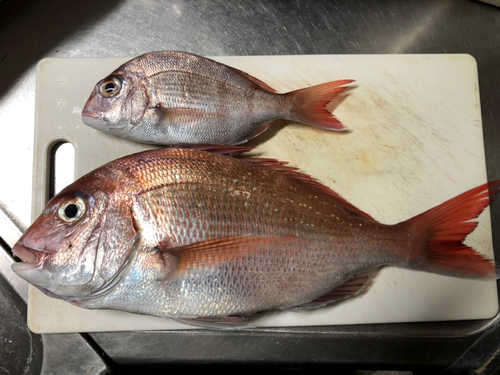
left=11, top=147, right=499, bottom=328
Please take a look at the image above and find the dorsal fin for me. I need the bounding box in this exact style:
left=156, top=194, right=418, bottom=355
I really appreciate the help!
left=242, top=158, right=376, bottom=221
left=174, top=145, right=253, bottom=157
left=162, top=148, right=375, bottom=221
left=237, top=70, right=277, bottom=93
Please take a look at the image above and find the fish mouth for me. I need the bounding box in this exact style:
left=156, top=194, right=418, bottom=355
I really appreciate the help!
left=12, top=243, right=47, bottom=266
left=81, top=109, right=103, bottom=128
left=81, top=108, right=99, bottom=119
left=82, top=108, right=129, bottom=132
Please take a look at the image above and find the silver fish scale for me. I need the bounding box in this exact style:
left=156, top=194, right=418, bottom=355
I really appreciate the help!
left=144, top=240, right=343, bottom=317
left=138, top=183, right=280, bottom=246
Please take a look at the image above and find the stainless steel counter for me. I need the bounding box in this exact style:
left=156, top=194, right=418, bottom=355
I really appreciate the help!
left=2, top=0, right=500, bottom=373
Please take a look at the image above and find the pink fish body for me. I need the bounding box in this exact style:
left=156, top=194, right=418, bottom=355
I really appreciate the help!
left=82, top=51, right=352, bottom=145
left=11, top=147, right=498, bottom=328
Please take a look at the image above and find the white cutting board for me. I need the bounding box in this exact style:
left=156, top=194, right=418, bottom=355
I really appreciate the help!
left=29, top=54, right=497, bottom=333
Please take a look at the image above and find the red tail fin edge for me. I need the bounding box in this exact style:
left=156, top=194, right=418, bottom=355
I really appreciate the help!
left=289, top=80, right=354, bottom=130
left=407, top=180, right=500, bottom=279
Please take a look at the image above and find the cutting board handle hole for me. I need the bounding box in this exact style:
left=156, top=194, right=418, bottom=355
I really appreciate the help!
left=48, top=141, right=75, bottom=199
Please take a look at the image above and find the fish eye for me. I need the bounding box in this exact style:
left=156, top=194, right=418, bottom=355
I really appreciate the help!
left=58, top=196, right=86, bottom=223
left=99, top=77, right=122, bottom=98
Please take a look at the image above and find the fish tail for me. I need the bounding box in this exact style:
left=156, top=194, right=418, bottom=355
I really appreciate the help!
left=404, top=181, right=500, bottom=279
left=287, top=79, right=354, bottom=130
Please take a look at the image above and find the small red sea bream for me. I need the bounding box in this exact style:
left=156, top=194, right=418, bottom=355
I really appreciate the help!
left=81, top=51, right=352, bottom=145
left=11, top=147, right=499, bottom=328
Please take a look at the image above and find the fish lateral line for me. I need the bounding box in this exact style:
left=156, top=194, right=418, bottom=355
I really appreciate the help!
left=147, top=68, right=269, bottom=94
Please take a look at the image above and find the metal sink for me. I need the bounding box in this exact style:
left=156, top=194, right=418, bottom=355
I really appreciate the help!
left=2, top=0, right=500, bottom=373
left=0, top=271, right=42, bottom=375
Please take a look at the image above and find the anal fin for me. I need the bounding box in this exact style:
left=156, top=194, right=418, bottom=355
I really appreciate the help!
left=284, top=270, right=378, bottom=311
left=175, top=316, right=253, bottom=330
left=238, top=120, right=275, bottom=143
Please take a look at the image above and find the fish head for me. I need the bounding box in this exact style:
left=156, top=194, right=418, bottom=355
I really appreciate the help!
left=82, top=69, right=149, bottom=137
left=11, top=168, right=139, bottom=303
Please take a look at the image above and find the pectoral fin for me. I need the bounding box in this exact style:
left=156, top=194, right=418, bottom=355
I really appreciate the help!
left=153, top=104, right=206, bottom=124
left=155, top=235, right=289, bottom=280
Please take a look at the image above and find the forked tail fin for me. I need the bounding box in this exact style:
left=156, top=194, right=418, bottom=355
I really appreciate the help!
left=405, top=181, right=500, bottom=279
left=288, top=80, right=353, bottom=130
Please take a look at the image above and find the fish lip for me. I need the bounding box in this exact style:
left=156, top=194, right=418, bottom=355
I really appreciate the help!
left=12, top=243, right=47, bottom=265
left=81, top=110, right=107, bottom=131
left=82, top=109, right=127, bottom=131
left=81, top=108, right=101, bottom=121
